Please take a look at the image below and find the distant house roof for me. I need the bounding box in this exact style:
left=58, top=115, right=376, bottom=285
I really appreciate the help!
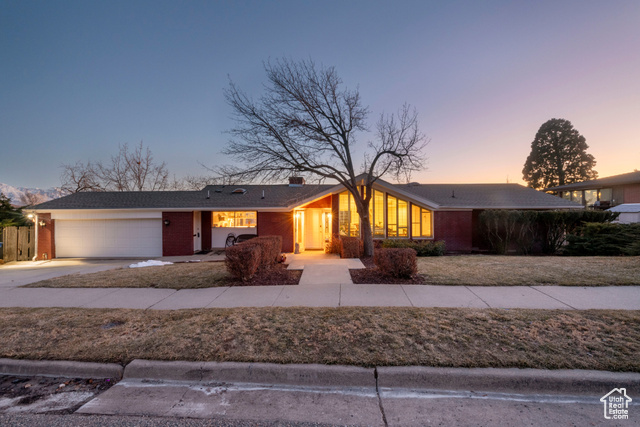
left=546, top=171, right=640, bottom=192
left=608, top=203, right=640, bottom=213
left=33, top=181, right=581, bottom=211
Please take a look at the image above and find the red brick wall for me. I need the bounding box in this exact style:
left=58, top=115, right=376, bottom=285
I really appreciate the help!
left=258, top=211, right=294, bottom=252
left=162, top=212, right=193, bottom=256
left=37, top=213, right=55, bottom=260
left=201, top=211, right=212, bottom=251
left=624, top=184, right=640, bottom=203
left=434, top=210, right=473, bottom=253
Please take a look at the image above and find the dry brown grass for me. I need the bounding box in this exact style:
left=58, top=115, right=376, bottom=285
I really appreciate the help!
left=22, top=263, right=301, bottom=289
left=23, top=262, right=229, bottom=289
left=1, top=307, right=638, bottom=371
left=418, top=256, right=640, bottom=286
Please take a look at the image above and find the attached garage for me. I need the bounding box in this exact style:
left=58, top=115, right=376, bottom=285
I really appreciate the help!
left=54, top=217, right=162, bottom=258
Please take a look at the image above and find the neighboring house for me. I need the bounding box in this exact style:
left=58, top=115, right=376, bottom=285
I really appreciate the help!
left=608, top=203, right=640, bottom=224
left=546, top=171, right=640, bottom=209
left=30, top=177, right=580, bottom=259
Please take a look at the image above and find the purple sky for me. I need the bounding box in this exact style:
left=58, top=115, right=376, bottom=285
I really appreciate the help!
left=1, top=0, right=639, bottom=189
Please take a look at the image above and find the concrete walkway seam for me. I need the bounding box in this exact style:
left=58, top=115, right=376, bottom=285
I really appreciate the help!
left=0, top=358, right=124, bottom=380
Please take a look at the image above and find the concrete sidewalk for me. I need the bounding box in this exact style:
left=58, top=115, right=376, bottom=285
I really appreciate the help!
left=1, top=253, right=639, bottom=310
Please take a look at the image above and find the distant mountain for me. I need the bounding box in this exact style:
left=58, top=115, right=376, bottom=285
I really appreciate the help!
left=0, top=183, right=66, bottom=206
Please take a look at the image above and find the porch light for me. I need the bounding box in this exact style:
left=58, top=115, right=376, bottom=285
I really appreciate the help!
left=39, top=220, right=46, bottom=228
left=164, top=219, right=171, bottom=226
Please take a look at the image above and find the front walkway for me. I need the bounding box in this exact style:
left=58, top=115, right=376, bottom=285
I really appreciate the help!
left=0, top=253, right=639, bottom=310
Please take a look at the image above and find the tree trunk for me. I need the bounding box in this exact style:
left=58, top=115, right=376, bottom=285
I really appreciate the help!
left=361, top=212, right=374, bottom=257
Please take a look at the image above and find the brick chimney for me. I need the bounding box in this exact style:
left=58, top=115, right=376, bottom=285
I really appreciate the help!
left=288, top=177, right=305, bottom=187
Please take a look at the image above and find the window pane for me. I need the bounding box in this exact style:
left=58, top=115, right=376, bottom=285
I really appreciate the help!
left=212, top=212, right=256, bottom=228
left=398, top=199, right=408, bottom=237
left=411, top=205, right=421, bottom=238
left=387, top=196, right=397, bottom=237
left=584, top=190, right=597, bottom=206
left=350, top=193, right=359, bottom=237
left=600, top=188, right=612, bottom=202
left=374, top=190, right=385, bottom=237
left=339, top=192, right=349, bottom=236
left=421, top=210, right=432, bottom=237
left=571, top=191, right=583, bottom=204
left=213, top=212, right=234, bottom=227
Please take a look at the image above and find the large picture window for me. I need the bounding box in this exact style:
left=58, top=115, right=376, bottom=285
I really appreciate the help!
left=212, top=211, right=256, bottom=228
left=387, top=195, right=408, bottom=238
left=411, top=204, right=432, bottom=237
left=339, top=191, right=359, bottom=237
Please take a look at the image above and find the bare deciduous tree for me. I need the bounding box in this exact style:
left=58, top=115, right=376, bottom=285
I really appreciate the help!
left=60, top=142, right=170, bottom=193
left=221, top=59, right=428, bottom=256
left=60, top=161, right=103, bottom=194
left=99, top=142, right=169, bottom=191
left=18, top=191, right=48, bottom=207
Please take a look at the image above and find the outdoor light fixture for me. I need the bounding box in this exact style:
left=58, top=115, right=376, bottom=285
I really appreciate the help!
left=39, top=220, right=46, bottom=228
left=164, top=219, right=170, bottom=226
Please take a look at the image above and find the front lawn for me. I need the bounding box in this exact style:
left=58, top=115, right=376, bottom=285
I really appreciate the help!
left=1, top=307, right=638, bottom=372
left=23, top=262, right=300, bottom=289
left=417, top=256, right=640, bottom=286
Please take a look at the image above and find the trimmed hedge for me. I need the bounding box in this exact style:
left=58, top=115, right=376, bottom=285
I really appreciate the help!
left=479, top=210, right=619, bottom=255
left=374, top=248, right=417, bottom=278
left=565, top=223, right=640, bottom=256
left=225, top=243, right=261, bottom=282
left=380, top=239, right=446, bottom=256
left=340, top=236, right=362, bottom=259
left=325, top=234, right=342, bottom=255
left=225, top=235, right=283, bottom=281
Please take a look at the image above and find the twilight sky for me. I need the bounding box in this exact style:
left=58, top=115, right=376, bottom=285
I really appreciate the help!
left=1, top=0, right=639, bottom=189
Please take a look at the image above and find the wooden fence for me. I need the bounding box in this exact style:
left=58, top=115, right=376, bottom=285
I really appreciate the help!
left=1, top=226, right=35, bottom=262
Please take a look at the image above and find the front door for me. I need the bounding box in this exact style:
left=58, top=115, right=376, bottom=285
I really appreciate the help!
left=193, top=211, right=202, bottom=252
left=304, top=209, right=324, bottom=250
left=294, top=210, right=305, bottom=252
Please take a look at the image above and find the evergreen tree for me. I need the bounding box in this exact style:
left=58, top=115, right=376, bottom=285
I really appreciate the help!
left=522, top=118, right=597, bottom=190
left=0, top=193, right=28, bottom=227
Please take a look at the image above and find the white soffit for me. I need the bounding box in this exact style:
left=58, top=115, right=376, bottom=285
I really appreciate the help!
left=50, top=210, right=162, bottom=220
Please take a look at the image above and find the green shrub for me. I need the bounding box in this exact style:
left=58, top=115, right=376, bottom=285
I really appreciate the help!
left=565, top=223, right=640, bottom=256
left=380, top=239, right=446, bottom=256
left=479, top=210, right=619, bottom=255
left=374, top=248, right=417, bottom=278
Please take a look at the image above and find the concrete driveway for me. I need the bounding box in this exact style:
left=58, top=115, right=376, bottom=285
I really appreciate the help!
left=0, top=259, right=134, bottom=289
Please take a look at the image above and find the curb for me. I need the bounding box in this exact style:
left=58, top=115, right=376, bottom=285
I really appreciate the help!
left=0, top=358, right=123, bottom=380
left=124, top=359, right=376, bottom=387
left=2, top=359, right=639, bottom=396
left=377, top=366, right=640, bottom=396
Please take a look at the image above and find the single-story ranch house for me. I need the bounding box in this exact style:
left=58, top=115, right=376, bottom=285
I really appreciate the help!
left=546, top=170, right=640, bottom=209
left=30, top=177, right=580, bottom=259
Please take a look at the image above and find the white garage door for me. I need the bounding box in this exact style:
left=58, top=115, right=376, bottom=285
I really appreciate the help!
left=56, top=219, right=162, bottom=258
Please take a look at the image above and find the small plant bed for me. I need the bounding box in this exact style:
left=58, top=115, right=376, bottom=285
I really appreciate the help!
left=350, top=257, right=424, bottom=284
left=227, top=264, right=301, bottom=287
left=23, top=262, right=300, bottom=289
left=1, top=307, right=638, bottom=371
